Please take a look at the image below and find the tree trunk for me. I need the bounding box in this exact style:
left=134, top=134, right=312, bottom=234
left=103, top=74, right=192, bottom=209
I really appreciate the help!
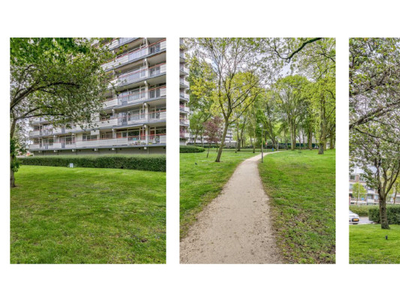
left=330, top=135, right=335, bottom=149
left=10, top=157, right=16, bottom=188
left=379, top=194, right=390, bottom=229
left=215, top=122, right=229, bottom=162
left=207, top=143, right=210, bottom=158
left=308, top=131, right=312, bottom=150
left=318, top=142, right=324, bottom=155
left=291, top=131, right=296, bottom=150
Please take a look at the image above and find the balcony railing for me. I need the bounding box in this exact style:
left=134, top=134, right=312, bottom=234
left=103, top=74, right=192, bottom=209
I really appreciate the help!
left=180, top=78, right=189, bottom=87
left=180, top=65, right=189, bottom=74
left=110, top=63, right=166, bottom=88
left=180, top=132, right=190, bottom=139
left=29, top=134, right=166, bottom=150
left=180, top=92, right=189, bottom=101
left=180, top=106, right=190, bottom=113
left=103, top=86, right=166, bottom=109
left=108, top=38, right=139, bottom=50
left=180, top=119, right=189, bottom=126
left=103, top=39, right=166, bottom=70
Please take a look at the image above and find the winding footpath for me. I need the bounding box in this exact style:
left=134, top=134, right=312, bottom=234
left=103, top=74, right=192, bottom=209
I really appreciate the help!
left=180, top=152, right=282, bottom=264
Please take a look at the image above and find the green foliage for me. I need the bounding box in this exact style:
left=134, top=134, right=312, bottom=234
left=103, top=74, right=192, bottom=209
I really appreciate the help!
left=179, top=146, right=205, bottom=153
left=352, top=182, right=367, bottom=201
left=19, top=155, right=166, bottom=172
left=10, top=138, right=20, bottom=173
left=369, top=206, right=400, bottom=224
left=349, top=205, right=370, bottom=217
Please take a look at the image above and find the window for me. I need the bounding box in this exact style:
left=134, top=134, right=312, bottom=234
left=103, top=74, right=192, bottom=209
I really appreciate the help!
left=350, top=175, right=355, bottom=180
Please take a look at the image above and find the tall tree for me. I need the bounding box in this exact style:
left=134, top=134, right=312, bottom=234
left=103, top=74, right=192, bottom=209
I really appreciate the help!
left=10, top=38, right=112, bottom=187
left=189, top=38, right=264, bottom=162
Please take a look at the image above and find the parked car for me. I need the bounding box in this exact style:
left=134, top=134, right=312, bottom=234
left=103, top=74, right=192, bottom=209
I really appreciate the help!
left=349, top=210, right=360, bottom=225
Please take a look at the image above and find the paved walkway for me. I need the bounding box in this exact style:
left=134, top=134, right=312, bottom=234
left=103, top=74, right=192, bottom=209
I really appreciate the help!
left=180, top=153, right=282, bottom=264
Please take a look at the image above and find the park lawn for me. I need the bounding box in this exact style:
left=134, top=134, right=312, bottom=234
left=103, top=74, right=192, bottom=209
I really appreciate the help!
left=259, top=150, right=336, bottom=264
left=10, top=166, right=166, bottom=264
left=350, top=224, right=400, bottom=264
left=180, top=149, right=267, bottom=238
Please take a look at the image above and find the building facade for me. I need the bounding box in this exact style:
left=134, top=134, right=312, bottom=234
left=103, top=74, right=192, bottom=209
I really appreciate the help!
left=179, top=39, right=190, bottom=145
left=349, top=168, right=400, bottom=204
left=29, top=38, right=166, bottom=155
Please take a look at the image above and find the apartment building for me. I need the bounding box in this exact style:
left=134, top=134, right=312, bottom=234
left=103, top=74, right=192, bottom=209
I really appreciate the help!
left=349, top=168, right=400, bottom=204
left=29, top=38, right=166, bottom=155
left=189, top=128, right=236, bottom=147
left=179, top=39, right=190, bottom=145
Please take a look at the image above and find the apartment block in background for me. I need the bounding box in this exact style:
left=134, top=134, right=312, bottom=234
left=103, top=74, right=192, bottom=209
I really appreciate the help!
left=29, top=38, right=166, bottom=155
left=179, top=39, right=190, bottom=145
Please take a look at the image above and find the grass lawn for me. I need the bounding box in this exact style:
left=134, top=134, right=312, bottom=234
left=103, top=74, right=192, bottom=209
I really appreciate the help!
left=350, top=224, right=400, bottom=264
left=180, top=149, right=269, bottom=238
left=259, top=149, right=336, bottom=264
left=11, top=166, right=166, bottom=264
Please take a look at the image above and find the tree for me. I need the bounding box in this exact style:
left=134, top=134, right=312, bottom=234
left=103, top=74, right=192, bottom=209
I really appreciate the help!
left=203, top=116, right=223, bottom=158
left=352, top=182, right=367, bottom=204
left=186, top=55, right=215, bottom=144
left=350, top=38, right=400, bottom=229
left=189, top=38, right=264, bottom=162
left=10, top=38, right=112, bottom=187
left=274, top=75, right=309, bottom=150
left=349, top=38, right=400, bottom=133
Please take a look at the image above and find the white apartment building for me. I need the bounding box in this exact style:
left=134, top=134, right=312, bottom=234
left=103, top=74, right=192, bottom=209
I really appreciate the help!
left=179, top=39, right=190, bottom=145
left=189, top=128, right=236, bottom=147
left=29, top=38, right=166, bottom=155
left=349, top=167, right=400, bottom=204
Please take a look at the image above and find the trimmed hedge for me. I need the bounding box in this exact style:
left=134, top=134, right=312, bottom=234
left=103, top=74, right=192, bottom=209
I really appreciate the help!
left=349, top=205, right=370, bottom=217
left=19, top=155, right=166, bottom=172
left=180, top=146, right=205, bottom=153
left=369, top=206, right=400, bottom=224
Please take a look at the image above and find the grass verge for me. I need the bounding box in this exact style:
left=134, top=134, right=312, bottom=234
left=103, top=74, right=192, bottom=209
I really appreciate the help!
left=180, top=149, right=269, bottom=238
left=11, top=166, right=166, bottom=264
left=350, top=224, right=400, bottom=264
left=259, top=150, right=335, bottom=264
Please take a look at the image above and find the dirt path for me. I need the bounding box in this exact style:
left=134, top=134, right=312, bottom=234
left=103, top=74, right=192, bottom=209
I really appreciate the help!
left=180, top=153, right=282, bottom=264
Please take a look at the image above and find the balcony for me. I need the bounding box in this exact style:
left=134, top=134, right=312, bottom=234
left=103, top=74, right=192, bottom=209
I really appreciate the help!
left=180, top=119, right=189, bottom=126
left=180, top=92, right=189, bottom=101
left=110, top=63, right=166, bottom=88
left=108, top=38, right=139, bottom=50
left=29, top=133, right=167, bottom=151
left=180, top=106, right=190, bottom=113
left=103, top=39, right=166, bottom=71
left=180, top=132, right=190, bottom=139
left=103, top=86, right=166, bottom=109
left=180, top=78, right=189, bottom=88
left=180, top=65, right=189, bottom=75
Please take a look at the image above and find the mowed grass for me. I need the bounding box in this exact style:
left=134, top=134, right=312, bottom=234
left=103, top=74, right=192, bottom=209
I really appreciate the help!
left=259, top=150, right=336, bottom=264
left=180, top=149, right=267, bottom=238
left=350, top=225, right=400, bottom=264
left=11, top=166, right=166, bottom=264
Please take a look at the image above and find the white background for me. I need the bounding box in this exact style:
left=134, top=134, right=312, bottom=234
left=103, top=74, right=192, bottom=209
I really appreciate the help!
left=1, top=0, right=398, bottom=299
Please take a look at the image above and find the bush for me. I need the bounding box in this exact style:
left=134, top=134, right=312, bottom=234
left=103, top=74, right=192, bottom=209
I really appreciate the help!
left=369, top=205, right=400, bottom=224
left=349, top=205, right=370, bottom=217
left=19, top=155, right=166, bottom=172
left=180, top=146, right=205, bottom=153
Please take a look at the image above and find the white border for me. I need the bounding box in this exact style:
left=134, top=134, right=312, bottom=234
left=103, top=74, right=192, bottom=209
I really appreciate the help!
left=2, top=0, right=400, bottom=299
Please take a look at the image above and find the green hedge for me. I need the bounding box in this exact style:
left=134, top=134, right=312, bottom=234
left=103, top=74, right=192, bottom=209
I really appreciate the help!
left=349, top=205, right=370, bottom=217
left=19, top=155, right=166, bottom=172
left=180, top=146, right=205, bottom=153
left=369, top=206, right=400, bottom=224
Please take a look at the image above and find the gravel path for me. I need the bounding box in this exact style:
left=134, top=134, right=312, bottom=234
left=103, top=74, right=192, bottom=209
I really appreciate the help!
left=180, top=153, right=282, bottom=264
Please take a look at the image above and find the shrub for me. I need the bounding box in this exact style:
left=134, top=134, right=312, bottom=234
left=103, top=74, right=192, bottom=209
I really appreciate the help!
left=349, top=205, right=370, bottom=217
left=369, top=205, right=400, bottom=224
left=19, top=155, right=166, bottom=172
left=180, top=146, right=205, bottom=153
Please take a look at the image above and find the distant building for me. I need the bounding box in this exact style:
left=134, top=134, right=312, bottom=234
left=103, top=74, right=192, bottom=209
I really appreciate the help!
left=179, top=39, right=190, bottom=145
left=349, top=167, right=400, bottom=204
